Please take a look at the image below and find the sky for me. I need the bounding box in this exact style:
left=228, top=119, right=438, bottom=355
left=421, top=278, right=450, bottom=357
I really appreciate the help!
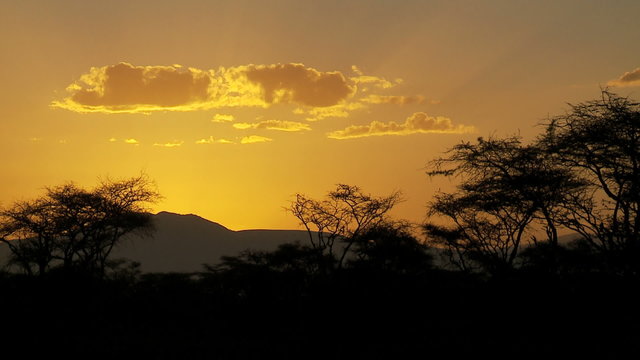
left=1, top=0, right=640, bottom=230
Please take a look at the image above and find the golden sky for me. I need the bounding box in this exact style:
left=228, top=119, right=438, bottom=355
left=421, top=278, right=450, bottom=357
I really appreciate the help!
left=1, top=0, right=639, bottom=230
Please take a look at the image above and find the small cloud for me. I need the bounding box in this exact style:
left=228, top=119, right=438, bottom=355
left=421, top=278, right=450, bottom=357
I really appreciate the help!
left=108, top=138, right=117, bottom=142
left=327, top=112, right=475, bottom=140
left=29, top=137, right=42, bottom=142
left=350, top=75, right=396, bottom=89
left=301, top=102, right=365, bottom=121
left=59, top=139, right=68, bottom=144
left=195, top=136, right=234, bottom=144
left=124, top=138, right=139, bottom=145
left=361, top=95, right=427, bottom=105
left=608, top=67, right=640, bottom=87
left=153, top=141, right=184, bottom=148
left=232, top=119, right=311, bottom=132
left=240, top=135, right=273, bottom=144
left=232, top=123, right=252, bottom=130
left=211, top=113, right=235, bottom=122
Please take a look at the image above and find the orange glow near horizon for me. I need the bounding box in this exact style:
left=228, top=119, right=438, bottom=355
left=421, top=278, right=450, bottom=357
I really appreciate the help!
left=1, top=1, right=640, bottom=230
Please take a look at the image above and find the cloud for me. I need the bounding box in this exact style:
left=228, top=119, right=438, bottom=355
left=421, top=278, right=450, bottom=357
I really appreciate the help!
left=608, top=68, right=640, bottom=87
left=348, top=66, right=400, bottom=91
left=327, top=112, right=475, bottom=140
left=297, top=102, right=366, bottom=121
left=108, top=138, right=117, bottom=142
left=361, top=95, right=427, bottom=105
left=53, top=62, right=434, bottom=123
left=240, top=135, right=273, bottom=144
left=124, top=138, right=139, bottom=145
left=233, top=119, right=311, bottom=132
left=53, top=62, right=357, bottom=113
left=350, top=75, right=396, bottom=89
left=52, top=63, right=213, bottom=113
left=195, top=136, right=234, bottom=144
left=153, top=141, right=184, bottom=148
left=211, top=113, right=235, bottom=122
left=244, top=63, right=354, bottom=107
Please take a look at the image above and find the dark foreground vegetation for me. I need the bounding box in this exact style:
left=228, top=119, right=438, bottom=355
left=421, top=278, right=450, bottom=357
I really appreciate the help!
left=2, top=90, right=640, bottom=358
left=2, top=258, right=639, bottom=359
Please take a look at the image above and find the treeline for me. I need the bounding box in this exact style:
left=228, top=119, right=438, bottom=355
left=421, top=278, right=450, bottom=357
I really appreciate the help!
left=1, top=90, right=640, bottom=358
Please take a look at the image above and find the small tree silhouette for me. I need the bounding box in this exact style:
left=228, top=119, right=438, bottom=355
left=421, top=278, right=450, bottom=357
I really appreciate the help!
left=348, top=221, right=432, bottom=275
left=288, top=184, right=402, bottom=270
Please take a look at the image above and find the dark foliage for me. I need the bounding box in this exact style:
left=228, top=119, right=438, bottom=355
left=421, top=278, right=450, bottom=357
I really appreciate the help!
left=348, top=221, right=433, bottom=274
left=2, top=262, right=639, bottom=359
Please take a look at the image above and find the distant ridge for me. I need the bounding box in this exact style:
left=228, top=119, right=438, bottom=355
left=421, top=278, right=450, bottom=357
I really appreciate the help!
left=112, top=211, right=309, bottom=273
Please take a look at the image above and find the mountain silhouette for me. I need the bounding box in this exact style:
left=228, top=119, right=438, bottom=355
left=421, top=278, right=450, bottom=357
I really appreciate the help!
left=0, top=211, right=311, bottom=274
left=112, top=211, right=310, bottom=273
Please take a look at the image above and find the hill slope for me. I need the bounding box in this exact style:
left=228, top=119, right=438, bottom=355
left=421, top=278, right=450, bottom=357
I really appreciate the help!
left=112, top=211, right=310, bottom=273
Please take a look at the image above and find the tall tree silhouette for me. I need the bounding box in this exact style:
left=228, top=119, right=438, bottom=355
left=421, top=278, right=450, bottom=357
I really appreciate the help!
left=425, top=136, right=581, bottom=274
left=540, top=90, right=640, bottom=273
left=0, top=175, right=159, bottom=277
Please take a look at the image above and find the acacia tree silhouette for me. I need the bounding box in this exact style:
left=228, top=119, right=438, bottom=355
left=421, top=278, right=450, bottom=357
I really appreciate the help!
left=540, top=90, right=640, bottom=274
left=0, top=175, right=159, bottom=277
left=288, top=184, right=402, bottom=270
left=424, top=136, right=584, bottom=274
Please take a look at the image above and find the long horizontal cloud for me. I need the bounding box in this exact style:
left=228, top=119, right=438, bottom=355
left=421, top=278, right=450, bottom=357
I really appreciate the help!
left=327, top=112, right=475, bottom=139
left=608, top=67, right=640, bottom=87
left=195, top=136, right=234, bottom=144
left=233, top=119, right=310, bottom=132
left=153, top=141, right=184, bottom=148
left=297, top=102, right=366, bottom=122
left=361, top=95, right=427, bottom=105
left=52, top=62, right=358, bottom=113
left=211, top=114, right=235, bottom=122
left=241, top=135, right=273, bottom=144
